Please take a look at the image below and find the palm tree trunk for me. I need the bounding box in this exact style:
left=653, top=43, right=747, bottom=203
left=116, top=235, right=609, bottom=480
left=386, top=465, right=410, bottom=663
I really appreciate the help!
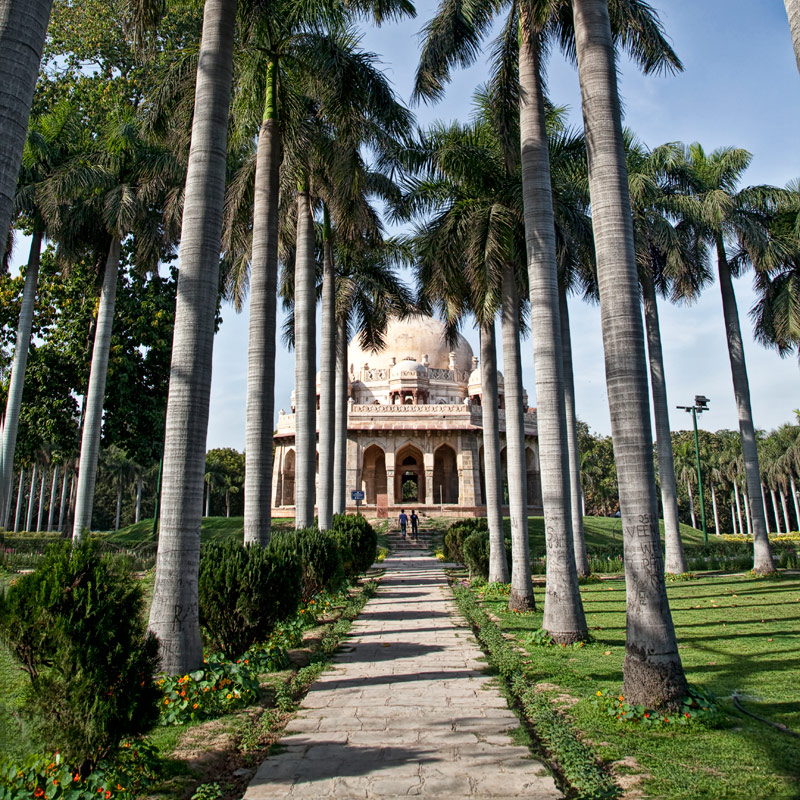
left=36, top=468, right=46, bottom=532
left=25, top=462, right=37, bottom=532
left=770, top=488, right=782, bottom=534
left=730, top=499, right=737, bottom=535
left=559, top=287, right=590, bottom=577
left=135, top=472, right=142, bottom=523
left=243, top=65, right=280, bottom=546
left=744, top=488, right=752, bottom=534
left=115, top=483, right=122, bottom=531
left=518, top=21, right=585, bottom=639
left=791, top=475, right=800, bottom=530
left=641, top=269, right=686, bottom=573
left=294, top=180, right=316, bottom=529
left=13, top=467, right=24, bottom=532
left=572, top=0, right=686, bottom=706
left=711, top=483, right=720, bottom=535
left=734, top=479, right=743, bottom=533
left=786, top=0, right=800, bottom=74
left=317, top=207, right=336, bottom=531
left=780, top=487, right=791, bottom=533
left=47, top=463, right=58, bottom=530
left=687, top=481, right=696, bottom=529
left=226, top=489, right=231, bottom=518
left=72, top=237, right=121, bottom=540
left=148, top=0, right=237, bottom=676
left=0, top=0, right=52, bottom=256
left=0, top=230, right=42, bottom=520
left=333, top=315, right=348, bottom=515
left=501, top=262, right=534, bottom=611
left=480, top=322, right=508, bottom=584
left=716, top=241, right=774, bottom=571
left=205, top=481, right=211, bottom=516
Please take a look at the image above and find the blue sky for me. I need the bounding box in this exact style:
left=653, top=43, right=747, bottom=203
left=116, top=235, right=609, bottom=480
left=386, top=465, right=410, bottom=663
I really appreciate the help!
left=207, top=0, right=800, bottom=449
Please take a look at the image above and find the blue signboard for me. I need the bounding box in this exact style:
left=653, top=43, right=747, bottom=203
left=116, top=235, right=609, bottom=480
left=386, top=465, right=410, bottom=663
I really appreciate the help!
left=351, top=490, right=365, bottom=501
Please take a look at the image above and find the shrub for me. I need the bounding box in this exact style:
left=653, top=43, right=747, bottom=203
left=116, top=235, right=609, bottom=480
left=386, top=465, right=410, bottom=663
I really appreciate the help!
left=331, top=514, right=378, bottom=577
left=0, top=539, right=160, bottom=774
left=461, top=529, right=511, bottom=580
left=270, top=528, right=345, bottom=602
left=443, top=518, right=487, bottom=563
left=198, top=539, right=302, bottom=658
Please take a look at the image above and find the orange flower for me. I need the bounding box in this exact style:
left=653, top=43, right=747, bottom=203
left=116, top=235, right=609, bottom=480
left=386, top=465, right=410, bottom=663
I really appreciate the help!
left=34, top=788, right=44, bottom=798
left=644, top=713, right=650, bottom=719
left=74, top=774, right=81, bottom=781
left=164, top=699, right=169, bottom=705
left=105, top=792, right=112, bottom=799
left=180, top=690, right=186, bottom=697
left=685, top=712, right=691, bottom=718
left=618, top=694, right=624, bottom=702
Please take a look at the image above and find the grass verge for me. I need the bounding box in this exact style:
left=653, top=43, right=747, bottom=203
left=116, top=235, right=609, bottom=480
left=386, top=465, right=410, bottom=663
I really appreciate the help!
left=466, top=571, right=800, bottom=800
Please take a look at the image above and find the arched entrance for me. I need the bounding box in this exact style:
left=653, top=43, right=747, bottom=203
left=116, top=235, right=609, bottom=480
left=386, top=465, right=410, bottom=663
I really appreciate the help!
left=282, top=449, right=296, bottom=506
left=433, top=444, right=459, bottom=504
left=395, top=444, right=425, bottom=504
left=362, top=444, right=387, bottom=505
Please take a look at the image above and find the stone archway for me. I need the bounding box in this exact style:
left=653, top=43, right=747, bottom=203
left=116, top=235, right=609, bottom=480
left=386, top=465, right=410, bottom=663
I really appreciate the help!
left=433, top=444, right=459, bottom=504
left=282, top=449, right=296, bottom=506
left=395, top=443, right=425, bottom=504
left=362, top=444, right=387, bottom=505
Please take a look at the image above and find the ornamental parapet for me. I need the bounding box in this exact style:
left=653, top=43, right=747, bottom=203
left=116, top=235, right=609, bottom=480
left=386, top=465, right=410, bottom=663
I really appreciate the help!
left=275, top=404, right=537, bottom=436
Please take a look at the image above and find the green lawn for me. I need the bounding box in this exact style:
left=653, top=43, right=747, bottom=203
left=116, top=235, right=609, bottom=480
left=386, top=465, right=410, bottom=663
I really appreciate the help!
left=479, top=572, right=800, bottom=799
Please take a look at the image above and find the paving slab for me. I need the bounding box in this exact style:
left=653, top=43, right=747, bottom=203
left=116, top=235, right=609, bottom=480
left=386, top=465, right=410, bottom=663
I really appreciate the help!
left=244, top=553, right=562, bottom=800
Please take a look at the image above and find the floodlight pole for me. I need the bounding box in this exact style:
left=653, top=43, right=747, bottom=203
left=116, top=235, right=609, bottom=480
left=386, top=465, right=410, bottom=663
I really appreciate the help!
left=677, top=396, right=710, bottom=544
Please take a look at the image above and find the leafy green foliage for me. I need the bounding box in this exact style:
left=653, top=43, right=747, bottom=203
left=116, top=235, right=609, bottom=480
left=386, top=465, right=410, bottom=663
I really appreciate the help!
left=591, top=687, right=721, bottom=726
left=0, top=741, right=159, bottom=799
left=330, top=513, right=378, bottom=577
left=461, top=529, right=512, bottom=580
left=270, top=528, right=345, bottom=602
left=157, top=656, right=260, bottom=726
left=197, top=539, right=302, bottom=658
left=443, top=517, right=487, bottom=563
left=0, top=540, right=160, bottom=773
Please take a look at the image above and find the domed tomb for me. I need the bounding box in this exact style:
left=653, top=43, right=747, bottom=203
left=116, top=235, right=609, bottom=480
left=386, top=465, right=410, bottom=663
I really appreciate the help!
left=349, top=315, right=473, bottom=374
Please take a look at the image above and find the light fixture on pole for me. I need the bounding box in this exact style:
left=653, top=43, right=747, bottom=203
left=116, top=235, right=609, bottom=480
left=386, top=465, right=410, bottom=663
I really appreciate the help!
left=676, top=395, right=710, bottom=543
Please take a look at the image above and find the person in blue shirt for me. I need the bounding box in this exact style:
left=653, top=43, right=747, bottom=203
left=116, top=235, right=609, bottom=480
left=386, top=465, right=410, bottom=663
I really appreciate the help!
left=398, top=509, right=408, bottom=539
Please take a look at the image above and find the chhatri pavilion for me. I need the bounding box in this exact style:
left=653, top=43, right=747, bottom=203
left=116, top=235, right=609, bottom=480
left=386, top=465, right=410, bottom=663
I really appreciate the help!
left=272, top=315, right=543, bottom=517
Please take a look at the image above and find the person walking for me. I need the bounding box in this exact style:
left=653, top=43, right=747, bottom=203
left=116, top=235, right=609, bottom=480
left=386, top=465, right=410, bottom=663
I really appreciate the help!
left=410, top=509, right=419, bottom=541
left=398, top=508, right=408, bottom=539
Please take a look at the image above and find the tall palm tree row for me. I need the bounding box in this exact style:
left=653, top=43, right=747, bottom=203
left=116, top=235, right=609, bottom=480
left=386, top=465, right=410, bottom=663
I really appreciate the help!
left=570, top=0, right=687, bottom=706
left=672, top=144, right=778, bottom=572
left=149, top=0, right=238, bottom=675
left=0, top=0, right=54, bottom=256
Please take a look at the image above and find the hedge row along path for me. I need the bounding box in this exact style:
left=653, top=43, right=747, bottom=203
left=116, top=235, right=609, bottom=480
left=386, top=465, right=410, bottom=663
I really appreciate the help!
left=243, top=550, right=562, bottom=799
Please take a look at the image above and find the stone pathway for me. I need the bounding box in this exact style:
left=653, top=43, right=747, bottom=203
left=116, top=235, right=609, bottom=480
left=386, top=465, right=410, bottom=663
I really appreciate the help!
left=244, top=551, right=561, bottom=799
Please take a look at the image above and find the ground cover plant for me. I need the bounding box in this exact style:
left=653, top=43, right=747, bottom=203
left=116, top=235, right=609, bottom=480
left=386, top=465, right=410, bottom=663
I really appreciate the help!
left=460, top=569, right=800, bottom=799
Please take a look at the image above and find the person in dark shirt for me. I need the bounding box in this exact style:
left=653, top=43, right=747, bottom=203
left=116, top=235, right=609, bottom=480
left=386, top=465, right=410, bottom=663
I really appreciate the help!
left=398, top=509, right=408, bottom=539
left=410, top=510, right=419, bottom=540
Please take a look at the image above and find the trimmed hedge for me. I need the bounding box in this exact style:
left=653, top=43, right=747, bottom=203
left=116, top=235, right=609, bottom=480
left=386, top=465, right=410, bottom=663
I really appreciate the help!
left=270, top=527, right=345, bottom=601
left=198, top=539, right=302, bottom=658
left=462, top=529, right=512, bottom=580
left=443, top=518, right=487, bottom=563
left=0, top=539, right=160, bottom=774
left=331, top=514, right=378, bottom=577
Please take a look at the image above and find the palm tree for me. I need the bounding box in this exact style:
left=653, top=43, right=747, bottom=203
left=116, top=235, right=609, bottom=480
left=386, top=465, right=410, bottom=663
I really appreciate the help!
left=0, top=0, right=54, bottom=258
left=571, top=0, right=687, bottom=706
left=627, top=137, right=711, bottom=573
left=673, top=143, right=777, bottom=573
left=0, top=104, right=81, bottom=528
left=786, top=0, right=800, bottom=74
left=41, top=109, right=180, bottom=541
left=149, top=0, right=238, bottom=675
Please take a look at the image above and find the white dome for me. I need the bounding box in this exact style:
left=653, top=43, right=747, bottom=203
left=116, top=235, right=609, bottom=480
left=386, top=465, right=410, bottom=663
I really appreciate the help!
left=467, top=368, right=504, bottom=393
left=349, top=315, right=473, bottom=373
left=390, top=358, right=429, bottom=380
